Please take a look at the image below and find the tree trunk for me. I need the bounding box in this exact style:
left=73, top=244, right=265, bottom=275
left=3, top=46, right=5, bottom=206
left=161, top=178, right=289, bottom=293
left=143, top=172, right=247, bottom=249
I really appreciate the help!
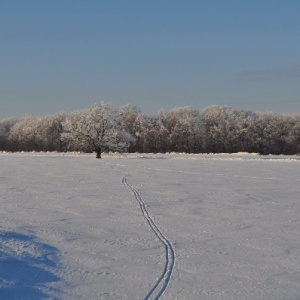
left=96, top=148, right=101, bottom=159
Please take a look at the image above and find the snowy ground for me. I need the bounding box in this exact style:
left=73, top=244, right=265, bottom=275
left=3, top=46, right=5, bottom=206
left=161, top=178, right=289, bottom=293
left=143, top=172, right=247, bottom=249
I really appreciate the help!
left=0, top=152, right=300, bottom=300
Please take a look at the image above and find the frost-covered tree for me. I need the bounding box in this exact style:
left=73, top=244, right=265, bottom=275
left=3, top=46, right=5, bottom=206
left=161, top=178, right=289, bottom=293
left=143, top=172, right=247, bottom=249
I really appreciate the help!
left=9, top=115, right=41, bottom=151
left=200, top=106, right=300, bottom=155
left=61, top=102, right=132, bottom=158
left=155, top=110, right=169, bottom=153
left=201, top=105, right=230, bottom=153
left=228, top=109, right=256, bottom=153
left=284, top=115, right=300, bottom=154
left=117, top=104, right=141, bottom=152
left=135, top=115, right=158, bottom=153
left=8, top=114, right=65, bottom=152
left=1, top=102, right=299, bottom=155
left=166, top=107, right=203, bottom=153
left=38, top=113, right=66, bottom=151
left=201, top=106, right=259, bottom=153
left=216, top=108, right=256, bottom=153
left=253, top=113, right=300, bottom=155
left=0, top=118, right=17, bottom=151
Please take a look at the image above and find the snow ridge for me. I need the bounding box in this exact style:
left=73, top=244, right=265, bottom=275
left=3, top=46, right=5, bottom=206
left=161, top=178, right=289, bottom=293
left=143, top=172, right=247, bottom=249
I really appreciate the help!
left=122, top=175, right=175, bottom=300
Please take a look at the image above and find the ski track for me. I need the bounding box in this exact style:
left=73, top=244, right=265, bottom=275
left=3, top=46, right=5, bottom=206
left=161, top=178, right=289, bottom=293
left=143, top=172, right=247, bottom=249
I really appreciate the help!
left=122, top=174, right=175, bottom=300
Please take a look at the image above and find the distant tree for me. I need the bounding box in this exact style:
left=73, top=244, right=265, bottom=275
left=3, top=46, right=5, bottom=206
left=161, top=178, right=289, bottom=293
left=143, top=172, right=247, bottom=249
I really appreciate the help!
left=216, top=108, right=256, bottom=153
left=201, top=105, right=230, bottom=153
left=2, top=102, right=299, bottom=155
left=38, top=113, right=66, bottom=151
left=0, top=118, right=17, bottom=151
left=135, top=115, right=158, bottom=153
left=201, top=106, right=261, bottom=153
left=166, top=107, right=203, bottom=153
left=155, top=110, right=169, bottom=153
left=9, top=115, right=41, bottom=151
left=229, top=109, right=256, bottom=153
left=117, top=104, right=141, bottom=152
left=8, top=114, right=65, bottom=152
left=256, top=113, right=300, bottom=155
left=284, top=115, right=300, bottom=154
left=61, top=102, right=133, bottom=158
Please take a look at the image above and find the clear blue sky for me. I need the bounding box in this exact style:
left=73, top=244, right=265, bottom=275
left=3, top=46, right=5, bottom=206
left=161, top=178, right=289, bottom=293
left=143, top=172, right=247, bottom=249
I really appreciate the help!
left=1, top=0, right=300, bottom=118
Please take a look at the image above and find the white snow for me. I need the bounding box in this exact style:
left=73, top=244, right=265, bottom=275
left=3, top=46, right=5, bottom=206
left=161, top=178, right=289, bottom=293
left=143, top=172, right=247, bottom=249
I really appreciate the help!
left=0, top=152, right=300, bottom=299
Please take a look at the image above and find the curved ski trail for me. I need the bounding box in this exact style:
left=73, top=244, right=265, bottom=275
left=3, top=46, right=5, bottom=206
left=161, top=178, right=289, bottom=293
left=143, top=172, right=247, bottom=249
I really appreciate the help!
left=122, top=174, right=175, bottom=300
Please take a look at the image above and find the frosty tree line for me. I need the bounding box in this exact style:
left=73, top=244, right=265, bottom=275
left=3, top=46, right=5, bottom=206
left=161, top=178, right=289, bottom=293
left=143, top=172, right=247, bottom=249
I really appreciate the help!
left=0, top=102, right=300, bottom=156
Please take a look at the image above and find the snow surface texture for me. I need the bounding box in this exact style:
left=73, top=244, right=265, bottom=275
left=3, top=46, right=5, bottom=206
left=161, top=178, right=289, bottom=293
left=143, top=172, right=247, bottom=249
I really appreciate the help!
left=0, top=152, right=300, bottom=299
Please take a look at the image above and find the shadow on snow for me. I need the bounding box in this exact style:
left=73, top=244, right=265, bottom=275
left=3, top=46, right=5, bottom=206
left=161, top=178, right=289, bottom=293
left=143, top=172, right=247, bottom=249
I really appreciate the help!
left=0, top=231, right=60, bottom=300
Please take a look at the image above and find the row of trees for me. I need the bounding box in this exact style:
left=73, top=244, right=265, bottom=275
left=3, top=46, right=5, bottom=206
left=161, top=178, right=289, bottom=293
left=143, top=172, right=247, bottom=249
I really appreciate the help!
left=1, top=102, right=300, bottom=156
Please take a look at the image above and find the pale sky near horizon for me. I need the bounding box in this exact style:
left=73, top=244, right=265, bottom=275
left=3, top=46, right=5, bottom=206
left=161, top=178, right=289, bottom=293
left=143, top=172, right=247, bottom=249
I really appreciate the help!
left=1, top=0, right=300, bottom=118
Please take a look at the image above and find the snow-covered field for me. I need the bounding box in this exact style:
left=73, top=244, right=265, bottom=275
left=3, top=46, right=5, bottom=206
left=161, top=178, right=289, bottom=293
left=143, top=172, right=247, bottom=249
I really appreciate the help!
left=1, top=152, right=300, bottom=300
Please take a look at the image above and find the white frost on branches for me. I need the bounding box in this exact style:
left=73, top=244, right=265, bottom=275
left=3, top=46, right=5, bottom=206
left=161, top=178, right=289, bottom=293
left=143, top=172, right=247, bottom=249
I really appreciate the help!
left=61, top=102, right=133, bottom=155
